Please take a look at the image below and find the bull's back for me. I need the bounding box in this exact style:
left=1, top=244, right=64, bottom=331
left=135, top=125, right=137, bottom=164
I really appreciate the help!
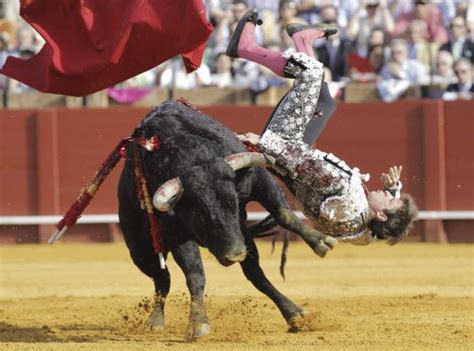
left=140, top=101, right=246, bottom=168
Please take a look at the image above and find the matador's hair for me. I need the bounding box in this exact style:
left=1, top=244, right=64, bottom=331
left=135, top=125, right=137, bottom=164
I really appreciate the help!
left=367, top=193, right=418, bottom=245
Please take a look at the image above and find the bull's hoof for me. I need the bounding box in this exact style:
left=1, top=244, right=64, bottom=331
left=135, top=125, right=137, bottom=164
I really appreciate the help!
left=323, top=236, right=338, bottom=249
left=146, top=308, right=165, bottom=331
left=186, top=322, right=211, bottom=339
left=311, top=236, right=338, bottom=258
left=287, top=311, right=314, bottom=333
left=313, top=241, right=330, bottom=258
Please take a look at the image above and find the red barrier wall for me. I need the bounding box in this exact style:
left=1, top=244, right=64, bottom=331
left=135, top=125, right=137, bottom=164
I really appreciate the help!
left=1, top=100, right=473, bottom=243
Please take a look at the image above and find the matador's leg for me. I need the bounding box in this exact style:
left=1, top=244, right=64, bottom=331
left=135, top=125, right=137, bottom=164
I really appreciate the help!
left=226, top=9, right=325, bottom=144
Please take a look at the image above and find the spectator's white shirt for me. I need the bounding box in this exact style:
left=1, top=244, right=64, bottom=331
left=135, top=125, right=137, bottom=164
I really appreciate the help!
left=160, top=63, right=212, bottom=90
left=210, top=71, right=234, bottom=88
left=379, top=59, right=429, bottom=85
left=377, top=59, right=429, bottom=102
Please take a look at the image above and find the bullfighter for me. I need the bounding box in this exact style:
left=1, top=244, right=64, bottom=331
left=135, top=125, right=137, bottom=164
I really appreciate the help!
left=227, top=9, right=418, bottom=247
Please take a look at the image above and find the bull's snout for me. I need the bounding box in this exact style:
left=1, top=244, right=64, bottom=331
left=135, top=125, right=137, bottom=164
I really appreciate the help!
left=218, top=246, right=247, bottom=266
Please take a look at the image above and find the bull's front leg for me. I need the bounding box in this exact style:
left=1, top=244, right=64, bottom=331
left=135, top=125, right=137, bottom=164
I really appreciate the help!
left=171, top=240, right=210, bottom=339
left=240, top=236, right=306, bottom=330
left=278, top=208, right=338, bottom=257
left=251, top=168, right=337, bottom=258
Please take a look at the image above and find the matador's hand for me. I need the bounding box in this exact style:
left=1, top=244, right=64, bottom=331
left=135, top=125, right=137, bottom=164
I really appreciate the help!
left=236, top=132, right=261, bottom=145
left=381, top=165, right=402, bottom=188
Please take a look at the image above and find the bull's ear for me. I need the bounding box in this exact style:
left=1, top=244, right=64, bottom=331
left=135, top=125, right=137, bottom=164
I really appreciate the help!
left=153, top=177, right=184, bottom=212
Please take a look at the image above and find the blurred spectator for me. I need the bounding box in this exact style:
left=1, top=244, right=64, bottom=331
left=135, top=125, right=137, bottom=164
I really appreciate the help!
left=315, top=6, right=351, bottom=81
left=12, top=25, right=40, bottom=54
left=350, top=44, right=386, bottom=83
left=347, top=0, right=395, bottom=57
left=439, top=15, right=474, bottom=63
left=0, top=32, right=9, bottom=67
left=275, top=0, right=306, bottom=46
left=377, top=39, right=429, bottom=101
left=296, top=0, right=323, bottom=25
left=454, top=0, right=474, bottom=21
left=210, top=52, right=235, bottom=88
left=279, top=26, right=295, bottom=52
left=367, top=27, right=392, bottom=59
left=206, top=0, right=233, bottom=27
left=368, top=44, right=386, bottom=73
left=393, top=0, right=448, bottom=45
left=212, top=0, right=252, bottom=56
left=407, top=19, right=438, bottom=70
left=160, top=58, right=212, bottom=90
left=388, top=0, right=415, bottom=20
left=232, top=58, right=260, bottom=88
left=432, top=50, right=456, bottom=86
left=0, top=0, right=20, bottom=22
left=368, top=27, right=387, bottom=48
left=7, top=49, right=35, bottom=93
left=427, top=50, right=456, bottom=98
left=247, top=0, right=280, bottom=46
left=443, top=58, right=473, bottom=100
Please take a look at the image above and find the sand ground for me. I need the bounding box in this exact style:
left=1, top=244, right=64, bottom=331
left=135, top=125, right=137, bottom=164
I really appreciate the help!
left=0, top=241, right=473, bottom=350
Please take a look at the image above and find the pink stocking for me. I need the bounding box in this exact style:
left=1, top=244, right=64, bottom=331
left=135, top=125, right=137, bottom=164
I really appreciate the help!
left=237, top=23, right=287, bottom=77
left=291, top=30, right=326, bottom=58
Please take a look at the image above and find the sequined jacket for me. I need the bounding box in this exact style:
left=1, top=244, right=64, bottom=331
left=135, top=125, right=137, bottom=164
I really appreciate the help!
left=259, top=130, right=374, bottom=245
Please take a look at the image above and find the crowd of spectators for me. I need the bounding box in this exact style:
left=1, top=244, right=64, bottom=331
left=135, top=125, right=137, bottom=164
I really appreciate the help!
left=0, top=0, right=473, bottom=102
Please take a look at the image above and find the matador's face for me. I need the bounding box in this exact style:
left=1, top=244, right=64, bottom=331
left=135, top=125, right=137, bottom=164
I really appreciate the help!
left=367, top=190, right=403, bottom=219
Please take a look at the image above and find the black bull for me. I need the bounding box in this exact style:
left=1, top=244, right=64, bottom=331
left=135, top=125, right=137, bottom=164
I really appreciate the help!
left=118, top=101, right=336, bottom=337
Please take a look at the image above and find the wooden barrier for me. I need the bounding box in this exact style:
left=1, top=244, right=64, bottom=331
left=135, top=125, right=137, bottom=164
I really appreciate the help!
left=0, top=100, right=473, bottom=243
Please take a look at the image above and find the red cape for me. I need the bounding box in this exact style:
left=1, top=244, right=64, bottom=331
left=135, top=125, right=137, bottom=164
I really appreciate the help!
left=0, top=0, right=213, bottom=96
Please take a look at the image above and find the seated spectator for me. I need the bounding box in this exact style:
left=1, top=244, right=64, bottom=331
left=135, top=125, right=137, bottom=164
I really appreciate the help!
left=350, top=44, right=386, bottom=83
left=347, top=0, right=395, bottom=57
left=439, top=15, right=474, bottom=63
left=210, top=52, right=235, bottom=88
left=393, top=0, right=448, bottom=45
left=364, top=27, right=390, bottom=59
left=368, top=44, right=386, bottom=74
left=443, top=58, right=473, bottom=100
left=407, top=19, right=438, bottom=70
left=432, top=50, right=456, bottom=87
left=315, top=6, right=352, bottom=81
left=160, top=58, right=212, bottom=90
left=377, top=39, right=429, bottom=101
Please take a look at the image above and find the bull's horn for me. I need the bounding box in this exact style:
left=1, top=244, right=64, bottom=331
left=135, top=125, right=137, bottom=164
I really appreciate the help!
left=153, top=178, right=183, bottom=212
left=224, top=152, right=274, bottom=171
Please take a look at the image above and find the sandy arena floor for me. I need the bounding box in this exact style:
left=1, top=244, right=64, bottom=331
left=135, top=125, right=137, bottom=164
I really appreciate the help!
left=0, top=241, right=473, bottom=350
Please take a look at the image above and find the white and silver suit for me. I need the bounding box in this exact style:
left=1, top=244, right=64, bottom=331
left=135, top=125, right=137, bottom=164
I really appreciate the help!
left=258, top=51, right=375, bottom=245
